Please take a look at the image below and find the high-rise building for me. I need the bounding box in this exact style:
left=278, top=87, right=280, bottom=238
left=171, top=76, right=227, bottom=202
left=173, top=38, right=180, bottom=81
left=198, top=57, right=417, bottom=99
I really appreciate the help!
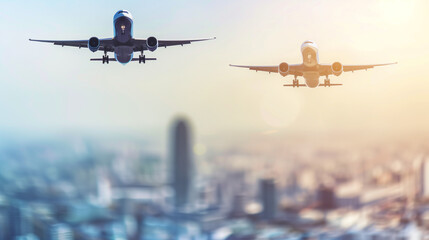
left=316, top=185, right=336, bottom=210
left=419, top=157, right=429, bottom=199
left=49, top=223, right=74, bottom=240
left=97, top=169, right=112, bottom=207
left=259, top=178, right=277, bottom=220
left=230, top=193, right=246, bottom=218
left=170, top=117, right=194, bottom=209
left=8, top=202, right=32, bottom=239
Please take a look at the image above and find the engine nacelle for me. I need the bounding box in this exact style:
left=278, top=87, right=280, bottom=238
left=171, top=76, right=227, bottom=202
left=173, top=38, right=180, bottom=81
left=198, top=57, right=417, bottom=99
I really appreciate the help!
left=331, top=62, right=343, bottom=76
left=88, top=37, right=100, bottom=52
left=146, top=36, right=158, bottom=52
left=278, top=62, right=289, bottom=77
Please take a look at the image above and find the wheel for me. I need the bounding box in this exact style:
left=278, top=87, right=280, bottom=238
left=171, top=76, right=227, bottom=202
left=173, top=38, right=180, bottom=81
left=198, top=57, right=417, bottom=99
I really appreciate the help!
left=102, top=55, right=106, bottom=64
left=106, top=56, right=109, bottom=64
left=324, top=79, right=330, bottom=87
left=139, top=55, right=146, bottom=64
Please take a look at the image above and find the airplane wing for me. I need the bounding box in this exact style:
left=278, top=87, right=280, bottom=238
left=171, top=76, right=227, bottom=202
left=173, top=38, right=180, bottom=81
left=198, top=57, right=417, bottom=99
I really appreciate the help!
left=29, top=38, right=115, bottom=52
left=319, top=62, right=397, bottom=75
left=133, top=37, right=216, bottom=51
left=229, top=64, right=303, bottom=76
left=342, top=62, right=397, bottom=72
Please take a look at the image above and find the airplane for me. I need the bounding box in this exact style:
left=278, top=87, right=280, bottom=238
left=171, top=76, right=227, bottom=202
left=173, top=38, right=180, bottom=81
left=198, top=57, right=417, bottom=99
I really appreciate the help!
left=29, top=10, right=215, bottom=65
left=230, top=40, right=396, bottom=88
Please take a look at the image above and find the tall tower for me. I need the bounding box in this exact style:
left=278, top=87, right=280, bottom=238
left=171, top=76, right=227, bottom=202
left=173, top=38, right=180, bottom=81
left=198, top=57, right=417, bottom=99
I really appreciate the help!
left=259, top=178, right=277, bottom=220
left=419, top=157, right=429, bottom=199
left=170, top=117, right=193, bottom=209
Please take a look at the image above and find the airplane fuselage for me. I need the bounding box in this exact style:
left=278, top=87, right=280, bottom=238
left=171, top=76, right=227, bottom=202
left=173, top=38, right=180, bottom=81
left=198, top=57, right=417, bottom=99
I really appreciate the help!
left=113, top=10, right=134, bottom=64
left=300, top=41, right=320, bottom=88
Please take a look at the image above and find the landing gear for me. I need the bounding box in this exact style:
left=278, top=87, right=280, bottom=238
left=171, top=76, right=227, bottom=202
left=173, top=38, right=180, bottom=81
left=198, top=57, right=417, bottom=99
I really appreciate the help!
left=138, top=50, right=146, bottom=64
left=283, top=76, right=304, bottom=87
left=139, top=55, right=146, bottom=64
left=292, top=76, right=300, bottom=88
left=324, top=76, right=331, bottom=87
left=102, top=55, right=110, bottom=64
left=102, top=51, right=109, bottom=64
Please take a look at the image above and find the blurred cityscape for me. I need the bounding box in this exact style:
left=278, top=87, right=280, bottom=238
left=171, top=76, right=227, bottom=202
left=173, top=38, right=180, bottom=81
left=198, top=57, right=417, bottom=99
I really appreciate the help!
left=1, top=117, right=429, bottom=239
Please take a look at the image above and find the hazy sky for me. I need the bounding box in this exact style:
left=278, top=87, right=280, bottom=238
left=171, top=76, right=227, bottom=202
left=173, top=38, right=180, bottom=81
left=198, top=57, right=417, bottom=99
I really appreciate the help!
left=0, top=0, right=428, bottom=140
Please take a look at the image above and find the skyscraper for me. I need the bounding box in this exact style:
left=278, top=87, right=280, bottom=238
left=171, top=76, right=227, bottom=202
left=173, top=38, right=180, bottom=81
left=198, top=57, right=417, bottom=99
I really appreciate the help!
left=259, top=178, right=277, bottom=220
left=316, top=185, right=336, bottom=210
left=419, top=157, right=429, bottom=199
left=49, top=223, right=74, bottom=240
left=170, top=117, right=193, bottom=209
left=8, top=202, right=32, bottom=239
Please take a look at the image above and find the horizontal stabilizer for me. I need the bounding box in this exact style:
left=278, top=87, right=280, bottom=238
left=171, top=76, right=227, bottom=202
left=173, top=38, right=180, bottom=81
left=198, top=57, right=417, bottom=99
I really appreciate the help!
left=319, top=83, right=342, bottom=87
left=131, top=57, right=156, bottom=61
left=283, top=83, right=343, bottom=87
left=89, top=57, right=157, bottom=62
left=283, top=84, right=307, bottom=87
left=90, top=58, right=116, bottom=61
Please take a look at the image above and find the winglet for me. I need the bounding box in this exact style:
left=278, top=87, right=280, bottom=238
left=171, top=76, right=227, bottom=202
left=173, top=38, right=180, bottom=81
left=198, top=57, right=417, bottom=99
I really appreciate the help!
left=382, top=62, right=398, bottom=66
left=229, top=64, right=247, bottom=68
left=200, top=37, right=216, bottom=41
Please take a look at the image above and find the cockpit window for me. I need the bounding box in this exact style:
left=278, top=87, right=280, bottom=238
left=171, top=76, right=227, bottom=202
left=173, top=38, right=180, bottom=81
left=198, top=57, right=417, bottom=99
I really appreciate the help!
left=304, top=41, right=313, bottom=44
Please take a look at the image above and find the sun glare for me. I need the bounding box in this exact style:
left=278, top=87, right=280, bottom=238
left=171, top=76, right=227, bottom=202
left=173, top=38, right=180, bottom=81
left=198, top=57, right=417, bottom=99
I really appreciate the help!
left=377, top=0, right=415, bottom=24
left=259, top=88, right=301, bottom=128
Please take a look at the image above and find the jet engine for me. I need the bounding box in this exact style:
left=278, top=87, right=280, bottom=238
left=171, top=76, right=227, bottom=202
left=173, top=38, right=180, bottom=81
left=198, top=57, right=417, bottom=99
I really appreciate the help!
left=146, top=36, right=158, bottom=52
left=88, top=37, right=100, bottom=52
left=331, top=62, right=343, bottom=76
left=278, top=62, right=289, bottom=77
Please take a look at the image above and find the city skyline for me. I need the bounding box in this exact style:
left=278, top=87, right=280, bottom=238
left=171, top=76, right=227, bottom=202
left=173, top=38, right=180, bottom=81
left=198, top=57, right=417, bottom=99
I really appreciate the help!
left=1, top=116, right=428, bottom=239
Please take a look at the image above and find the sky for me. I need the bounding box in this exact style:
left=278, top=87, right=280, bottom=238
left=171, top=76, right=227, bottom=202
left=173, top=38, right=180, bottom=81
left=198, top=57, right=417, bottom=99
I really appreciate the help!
left=0, top=0, right=428, bottom=142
